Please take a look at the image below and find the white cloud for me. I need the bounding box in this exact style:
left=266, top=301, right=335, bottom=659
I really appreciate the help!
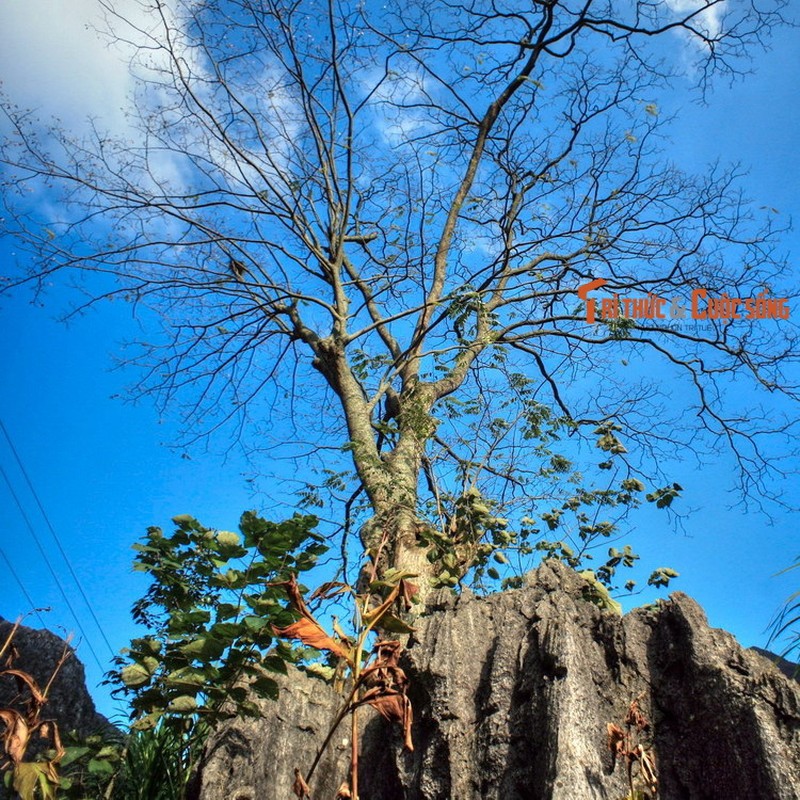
left=360, top=65, right=436, bottom=147
left=1, top=1, right=331, bottom=217
left=0, top=0, right=139, bottom=130
left=664, top=0, right=726, bottom=42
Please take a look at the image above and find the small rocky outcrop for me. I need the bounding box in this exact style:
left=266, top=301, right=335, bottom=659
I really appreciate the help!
left=750, top=646, right=799, bottom=682
left=193, top=561, right=800, bottom=800
left=0, top=616, right=114, bottom=740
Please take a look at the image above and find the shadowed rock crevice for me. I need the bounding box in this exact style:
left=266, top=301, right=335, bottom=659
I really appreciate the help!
left=194, top=561, right=800, bottom=799
left=646, top=598, right=799, bottom=799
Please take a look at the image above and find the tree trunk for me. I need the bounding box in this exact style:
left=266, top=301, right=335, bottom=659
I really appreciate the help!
left=361, top=486, right=437, bottom=605
left=312, top=342, right=440, bottom=601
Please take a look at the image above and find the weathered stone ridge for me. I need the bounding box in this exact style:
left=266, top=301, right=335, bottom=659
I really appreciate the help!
left=0, top=617, right=114, bottom=740
left=194, top=561, right=800, bottom=799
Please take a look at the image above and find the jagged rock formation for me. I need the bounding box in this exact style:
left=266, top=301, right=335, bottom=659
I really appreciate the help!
left=750, top=646, right=799, bottom=682
left=0, top=616, right=114, bottom=739
left=193, top=561, right=800, bottom=800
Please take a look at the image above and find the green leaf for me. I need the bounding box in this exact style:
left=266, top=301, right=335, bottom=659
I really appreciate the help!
left=211, top=622, right=242, bottom=639
left=131, top=637, right=162, bottom=655
left=648, top=567, right=680, bottom=588
left=179, top=636, right=225, bottom=659
left=13, top=763, right=57, bottom=800
left=60, top=746, right=91, bottom=768
left=120, top=663, right=151, bottom=688
left=87, top=759, right=115, bottom=776
left=303, top=663, right=335, bottom=681
left=164, top=668, right=207, bottom=689
left=243, top=615, right=269, bottom=632
left=142, top=655, right=160, bottom=674
left=579, top=570, right=623, bottom=615
left=216, top=530, right=241, bottom=547
left=131, top=713, right=160, bottom=731
left=621, top=478, right=645, bottom=492
left=375, top=612, right=416, bottom=634
left=250, top=676, right=279, bottom=701
left=261, top=654, right=288, bottom=675
left=216, top=603, right=241, bottom=621
left=167, top=695, right=198, bottom=713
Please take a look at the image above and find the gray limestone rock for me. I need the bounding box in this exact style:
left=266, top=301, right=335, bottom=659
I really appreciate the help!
left=193, top=561, right=800, bottom=800
left=0, top=617, right=114, bottom=741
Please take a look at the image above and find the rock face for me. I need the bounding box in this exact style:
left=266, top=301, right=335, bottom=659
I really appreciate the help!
left=750, top=646, right=799, bottom=682
left=0, top=617, right=113, bottom=740
left=193, top=562, right=800, bottom=800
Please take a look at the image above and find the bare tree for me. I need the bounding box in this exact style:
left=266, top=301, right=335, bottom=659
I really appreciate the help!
left=1, top=0, right=796, bottom=596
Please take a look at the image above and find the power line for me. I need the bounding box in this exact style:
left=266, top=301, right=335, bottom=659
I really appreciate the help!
left=0, top=418, right=115, bottom=656
left=0, top=546, right=50, bottom=630
left=0, top=463, right=106, bottom=673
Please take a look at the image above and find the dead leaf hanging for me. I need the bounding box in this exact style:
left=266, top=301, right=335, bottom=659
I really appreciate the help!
left=363, top=692, right=414, bottom=751
left=272, top=618, right=352, bottom=662
left=1, top=669, right=47, bottom=710
left=606, top=722, right=626, bottom=758
left=292, top=767, right=311, bottom=798
left=625, top=697, right=649, bottom=732
left=1, top=642, right=19, bottom=670
left=398, top=578, right=419, bottom=611
left=272, top=575, right=353, bottom=664
left=308, top=581, right=351, bottom=602
left=0, top=709, right=30, bottom=765
left=606, top=698, right=658, bottom=799
left=355, top=640, right=414, bottom=751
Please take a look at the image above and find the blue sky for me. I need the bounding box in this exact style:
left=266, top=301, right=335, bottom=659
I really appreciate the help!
left=1, top=0, right=799, bottom=721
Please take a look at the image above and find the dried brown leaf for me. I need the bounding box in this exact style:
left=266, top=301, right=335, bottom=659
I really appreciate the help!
left=36, top=721, right=64, bottom=763
left=363, top=691, right=414, bottom=751
left=373, top=640, right=402, bottom=667
left=354, top=639, right=414, bottom=750
left=41, top=641, right=72, bottom=699
left=638, top=746, right=658, bottom=793
left=360, top=642, right=408, bottom=693
left=2, top=643, right=19, bottom=670
left=335, top=780, right=351, bottom=799
left=273, top=574, right=314, bottom=618
left=625, top=698, right=649, bottom=732
left=2, top=669, right=46, bottom=707
left=398, top=579, right=419, bottom=611
left=0, top=709, right=30, bottom=764
left=272, top=574, right=353, bottom=664
left=366, top=691, right=403, bottom=722
left=361, top=583, right=401, bottom=628
left=308, top=581, right=351, bottom=602
left=0, top=621, right=21, bottom=665
left=292, top=767, right=311, bottom=798
left=361, top=663, right=407, bottom=695
left=272, top=619, right=351, bottom=662
left=606, top=722, right=626, bottom=757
